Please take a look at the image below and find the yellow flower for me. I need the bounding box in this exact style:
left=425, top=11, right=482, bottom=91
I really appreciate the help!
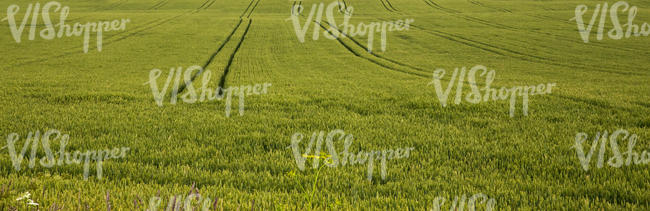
left=323, top=157, right=334, bottom=165
left=302, top=152, right=331, bottom=159
left=286, top=169, right=297, bottom=177
left=302, top=153, right=334, bottom=165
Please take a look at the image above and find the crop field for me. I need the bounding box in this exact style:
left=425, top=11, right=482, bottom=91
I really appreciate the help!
left=0, top=0, right=649, bottom=210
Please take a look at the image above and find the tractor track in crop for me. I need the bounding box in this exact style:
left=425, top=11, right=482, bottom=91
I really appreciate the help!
left=196, top=0, right=211, bottom=11
left=340, top=0, right=349, bottom=10
left=333, top=7, right=634, bottom=77
left=247, top=1, right=261, bottom=18
left=294, top=12, right=430, bottom=78
left=62, top=2, right=201, bottom=52
left=379, top=0, right=397, bottom=13
left=423, top=0, right=461, bottom=13
left=104, top=13, right=188, bottom=43
left=149, top=0, right=169, bottom=10
left=384, top=0, right=399, bottom=12
left=338, top=0, right=351, bottom=14
left=323, top=21, right=430, bottom=74
left=103, top=0, right=129, bottom=11
left=216, top=20, right=253, bottom=93
left=241, top=0, right=256, bottom=18
left=6, top=1, right=216, bottom=69
left=319, top=21, right=429, bottom=78
left=424, top=1, right=516, bottom=30
left=240, top=0, right=261, bottom=19
left=465, top=0, right=577, bottom=29
left=192, top=0, right=217, bottom=13
left=373, top=1, right=648, bottom=108
left=104, top=0, right=212, bottom=41
left=291, top=1, right=303, bottom=16
left=465, top=0, right=568, bottom=25
left=292, top=0, right=646, bottom=112
left=289, top=5, right=454, bottom=78
left=467, top=0, right=510, bottom=13
left=285, top=0, right=642, bottom=77
left=291, top=0, right=348, bottom=15
left=204, top=0, right=217, bottom=10
left=42, top=0, right=128, bottom=24
left=178, top=0, right=261, bottom=93
left=176, top=19, right=244, bottom=93
left=409, top=24, right=641, bottom=76
left=426, top=0, right=648, bottom=54
left=9, top=12, right=188, bottom=68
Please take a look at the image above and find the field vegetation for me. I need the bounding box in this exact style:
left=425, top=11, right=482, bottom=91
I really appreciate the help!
left=0, top=0, right=648, bottom=209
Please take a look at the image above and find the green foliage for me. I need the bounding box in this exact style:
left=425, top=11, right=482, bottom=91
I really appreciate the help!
left=0, top=0, right=649, bottom=209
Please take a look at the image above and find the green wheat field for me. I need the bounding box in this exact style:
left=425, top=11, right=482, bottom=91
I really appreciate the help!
left=0, top=0, right=649, bottom=210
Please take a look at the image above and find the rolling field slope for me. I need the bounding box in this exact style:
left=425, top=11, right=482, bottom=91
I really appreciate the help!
left=0, top=0, right=649, bottom=209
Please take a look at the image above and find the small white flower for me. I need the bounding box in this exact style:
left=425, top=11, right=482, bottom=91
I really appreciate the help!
left=16, top=192, right=31, bottom=201
left=27, top=199, right=39, bottom=206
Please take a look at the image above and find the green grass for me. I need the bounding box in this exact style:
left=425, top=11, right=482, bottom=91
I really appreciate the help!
left=0, top=0, right=649, bottom=210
